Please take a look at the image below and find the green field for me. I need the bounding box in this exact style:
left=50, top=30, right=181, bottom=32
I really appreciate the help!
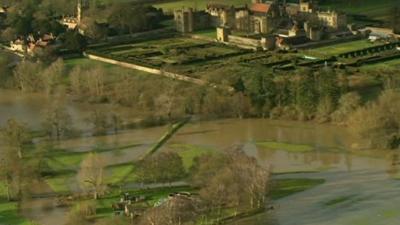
left=168, top=143, right=215, bottom=169
left=192, top=29, right=217, bottom=39
left=0, top=201, right=32, bottom=225
left=154, top=0, right=251, bottom=12
left=320, top=0, right=398, bottom=22
left=304, top=40, right=380, bottom=58
left=360, top=58, right=400, bottom=71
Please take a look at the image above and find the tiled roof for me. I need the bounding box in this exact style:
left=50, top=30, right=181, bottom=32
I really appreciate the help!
left=251, top=3, right=271, bottom=13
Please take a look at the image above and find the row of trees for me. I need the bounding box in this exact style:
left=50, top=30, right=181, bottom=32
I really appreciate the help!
left=0, top=0, right=165, bottom=43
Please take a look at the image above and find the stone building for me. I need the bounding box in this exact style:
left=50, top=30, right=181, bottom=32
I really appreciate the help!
left=317, top=10, right=347, bottom=30
left=174, top=8, right=211, bottom=33
left=60, top=0, right=89, bottom=30
left=206, top=3, right=236, bottom=28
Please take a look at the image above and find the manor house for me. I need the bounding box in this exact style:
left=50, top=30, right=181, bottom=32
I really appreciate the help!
left=174, top=0, right=347, bottom=36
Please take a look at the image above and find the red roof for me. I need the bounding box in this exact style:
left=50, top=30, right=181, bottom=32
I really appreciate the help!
left=251, top=3, right=270, bottom=13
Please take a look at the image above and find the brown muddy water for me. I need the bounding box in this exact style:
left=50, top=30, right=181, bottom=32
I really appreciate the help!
left=1, top=90, right=400, bottom=225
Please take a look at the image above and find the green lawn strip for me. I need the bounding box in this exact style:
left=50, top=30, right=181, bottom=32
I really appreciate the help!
left=45, top=143, right=140, bottom=171
left=256, top=141, right=314, bottom=153
left=193, top=29, right=217, bottom=39
left=105, top=163, right=137, bottom=185
left=360, top=58, right=400, bottom=71
left=45, top=172, right=75, bottom=194
left=320, top=0, right=397, bottom=21
left=154, top=0, right=251, bottom=12
left=304, top=40, right=379, bottom=57
left=168, top=143, right=215, bottom=170
left=0, top=201, right=33, bottom=225
left=270, top=178, right=325, bottom=200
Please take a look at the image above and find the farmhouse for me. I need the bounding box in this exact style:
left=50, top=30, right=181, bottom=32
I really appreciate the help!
left=10, top=33, right=58, bottom=55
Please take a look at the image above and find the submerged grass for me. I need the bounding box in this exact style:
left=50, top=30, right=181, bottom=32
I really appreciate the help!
left=257, top=141, right=314, bottom=153
left=270, top=178, right=325, bottom=200
left=324, top=195, right=358, bottom=206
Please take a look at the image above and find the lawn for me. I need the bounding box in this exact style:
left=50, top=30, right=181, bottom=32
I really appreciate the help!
left=154, top=0, right=251, bottom=12
left=359, top=58, right=400, bottom=71
left=64, top=57, right=156, bottom=78
left=168, top=143, right=215, bottom=169
left=304, top=40, right=379, bottom=58
left=256, top=141, right=314, bottom=153
left=0, top=201, right=32, bottom=225
left=320, top=0, right=398, bottom=22
left=193, top=29, right=217, bottom=39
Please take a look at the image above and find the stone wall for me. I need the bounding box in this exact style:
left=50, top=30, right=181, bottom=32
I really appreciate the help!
left=83, top=52, right=207, bottom=86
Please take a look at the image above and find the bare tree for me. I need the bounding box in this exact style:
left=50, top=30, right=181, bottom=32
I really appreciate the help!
left=42, top=104, right=72, bottom=140
left=1, top=118, right=30, bottom=159
left=41, top=58, right=65, bottom=96
left=77, top=153, right=107, bottom=200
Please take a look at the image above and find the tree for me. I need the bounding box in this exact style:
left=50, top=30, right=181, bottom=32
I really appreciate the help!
left=292, top=70, right=318, bottom=120
left=87, top=110, right=110, bottom=136
left=61, top=30, right=87, bottom=52
left=42, top=104, right=72, bottom=140
left=41, top=58, right=65, bottom=96
left=80, top=17, right=107, bottom=41
left=65, top=201, right=96, bottom=225
left=391, top=5, right=400, bottom=34
left=137, top=194, right=198, bottom=225
left=2, top=118, right=30, bottom=159
left=0, top=147, right=22, bottom=201
left=13, top=61, right=44, bottom=92
left=191, top=150, right=270, bottom=219
left=108, top=4, right=147, bottom=34
left=0, top=53, right=13, bottom=88
left=136, top=152, right=186, bottom=185
left=331, top=92, right=361, bottom=123
left=348, top=90, right=400, bottom=149
left=77, top=153, right=107, bottom=199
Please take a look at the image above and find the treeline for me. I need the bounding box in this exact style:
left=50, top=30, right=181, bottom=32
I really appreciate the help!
left=0, top=0, right=165, bottom=43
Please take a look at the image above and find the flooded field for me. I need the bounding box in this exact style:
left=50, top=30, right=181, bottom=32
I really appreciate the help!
left=1, top=89, right=400, bottom=225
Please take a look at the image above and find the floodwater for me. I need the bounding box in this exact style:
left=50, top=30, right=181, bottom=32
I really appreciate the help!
left=1, top=90, right=400, bottom=225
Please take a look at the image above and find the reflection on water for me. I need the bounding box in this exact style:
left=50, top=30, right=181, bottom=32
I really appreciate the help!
left=1, top=90, right=400, bottom=225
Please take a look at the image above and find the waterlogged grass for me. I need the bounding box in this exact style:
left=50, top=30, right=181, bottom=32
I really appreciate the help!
left=324, top=194, right=369, bottom=208
left=257, top=141, right=314, bottom=153
left=168, top=143, right=215, bottom=169
left=0, top=201, right=32, bottom=225
left=270, top=178, right=325, bottom=200
left=324, top=194, right=358, bottom=206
